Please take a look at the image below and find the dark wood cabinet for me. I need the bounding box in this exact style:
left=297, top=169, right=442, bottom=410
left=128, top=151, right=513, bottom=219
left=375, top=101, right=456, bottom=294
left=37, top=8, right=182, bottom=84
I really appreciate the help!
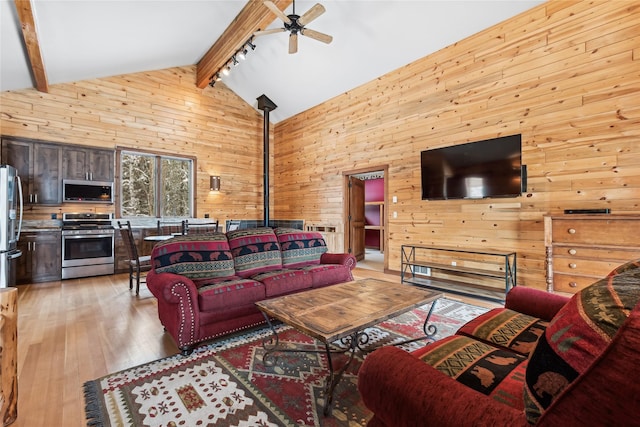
left=1, top=137, right=62, bottom=205
left=16, top=231, right=62, bottom=284
left=63, top=146, right=114, bottom=181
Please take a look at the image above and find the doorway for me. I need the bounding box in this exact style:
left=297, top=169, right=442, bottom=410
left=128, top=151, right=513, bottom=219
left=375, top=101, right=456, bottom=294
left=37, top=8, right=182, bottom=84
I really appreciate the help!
left=344, top=166, right=387, bottom=272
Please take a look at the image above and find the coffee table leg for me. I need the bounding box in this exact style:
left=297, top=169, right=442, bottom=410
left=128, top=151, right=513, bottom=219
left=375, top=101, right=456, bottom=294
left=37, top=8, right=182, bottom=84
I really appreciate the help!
left=421, top=298, right=438, bottom=339
left=258, top=310, right=367, bottom=417
left=261, top=312, right=281, bottom=366
left=323, top=330, right=367, bottom=416
left=391, top=299, right=439, bottom=347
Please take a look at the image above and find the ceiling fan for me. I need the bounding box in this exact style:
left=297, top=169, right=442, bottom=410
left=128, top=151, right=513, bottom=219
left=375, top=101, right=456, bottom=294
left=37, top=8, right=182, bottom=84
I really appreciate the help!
left=254, top=0, right=333, bottom=54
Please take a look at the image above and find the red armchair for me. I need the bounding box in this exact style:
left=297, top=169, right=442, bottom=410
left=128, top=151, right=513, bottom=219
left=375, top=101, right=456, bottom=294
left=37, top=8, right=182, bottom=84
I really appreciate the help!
left=359, top=260, right=640, bottom=426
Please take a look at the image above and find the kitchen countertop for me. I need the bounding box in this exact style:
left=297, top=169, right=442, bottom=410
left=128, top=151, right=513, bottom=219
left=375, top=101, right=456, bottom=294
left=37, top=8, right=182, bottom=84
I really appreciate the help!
left=21, top=220, right=62, bottom=232
left=20, top=218, right=214, bottom=232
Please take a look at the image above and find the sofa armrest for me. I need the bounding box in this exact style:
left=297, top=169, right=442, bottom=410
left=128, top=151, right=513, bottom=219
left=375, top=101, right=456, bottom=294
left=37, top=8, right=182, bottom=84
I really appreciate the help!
left=146, top=270, right=202, bottom=351
left=147, top=270, right=199, bottom=305
left=505, top=286, right=570, bottom=321
left=358, top=346, right=528, bottom=427
left=320, top=252, right=357, bottom=270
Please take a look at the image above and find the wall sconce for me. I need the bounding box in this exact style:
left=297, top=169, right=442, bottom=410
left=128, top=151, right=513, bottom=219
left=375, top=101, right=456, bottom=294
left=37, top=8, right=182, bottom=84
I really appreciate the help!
left=210, top=176, right=221, bottom=191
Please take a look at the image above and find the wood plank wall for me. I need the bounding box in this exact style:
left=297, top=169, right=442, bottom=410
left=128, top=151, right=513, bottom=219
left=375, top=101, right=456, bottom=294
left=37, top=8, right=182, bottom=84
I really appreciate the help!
left=273, top=1, right=640, bottom=289
left=1, top=1, right=638, bottom=290
left=0, top=66, right=267, bottom=223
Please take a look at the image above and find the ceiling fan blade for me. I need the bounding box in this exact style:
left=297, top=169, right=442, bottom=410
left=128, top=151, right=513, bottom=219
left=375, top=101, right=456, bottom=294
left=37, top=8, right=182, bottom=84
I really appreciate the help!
left=263, top=0, right=292, bottom=25
left=289, top=33, right=298, bottom=54
left=297, top=3, right=325, bottom=26
left=253, top=28, right=286, bottom=37
left=300, top=28, right=333, bottom=44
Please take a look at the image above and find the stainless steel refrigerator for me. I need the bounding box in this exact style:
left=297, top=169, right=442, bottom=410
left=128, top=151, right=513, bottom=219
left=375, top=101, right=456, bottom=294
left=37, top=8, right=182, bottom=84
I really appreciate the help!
left=0, top=165, right=23, bottom=288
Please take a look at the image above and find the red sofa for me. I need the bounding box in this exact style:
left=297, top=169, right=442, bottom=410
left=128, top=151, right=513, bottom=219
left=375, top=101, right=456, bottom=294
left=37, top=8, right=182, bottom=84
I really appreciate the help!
left=147, top=227, right=356, bottom=354
left=358, top=259, right=640, bottom=426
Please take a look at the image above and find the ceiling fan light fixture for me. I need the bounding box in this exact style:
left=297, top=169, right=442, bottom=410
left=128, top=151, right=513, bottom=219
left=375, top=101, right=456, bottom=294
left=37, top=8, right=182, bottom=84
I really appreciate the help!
left=254, top=0, right=333, bottom=54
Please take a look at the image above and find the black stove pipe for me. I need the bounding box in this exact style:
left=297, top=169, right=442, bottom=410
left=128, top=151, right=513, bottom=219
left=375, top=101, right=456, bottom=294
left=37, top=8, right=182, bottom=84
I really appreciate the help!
left=257, top=95, right=277, bottom=228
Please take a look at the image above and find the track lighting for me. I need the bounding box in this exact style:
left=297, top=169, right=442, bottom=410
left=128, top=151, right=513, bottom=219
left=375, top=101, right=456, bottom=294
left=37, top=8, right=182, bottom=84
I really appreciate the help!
left=208, top=36, right=257, bottom=88
left=208, top=72, right=224, bottom=87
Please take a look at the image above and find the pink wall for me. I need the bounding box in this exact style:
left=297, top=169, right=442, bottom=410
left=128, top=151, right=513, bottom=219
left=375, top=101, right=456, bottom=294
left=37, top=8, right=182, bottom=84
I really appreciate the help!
left=365, top=178, right=384, bottom=202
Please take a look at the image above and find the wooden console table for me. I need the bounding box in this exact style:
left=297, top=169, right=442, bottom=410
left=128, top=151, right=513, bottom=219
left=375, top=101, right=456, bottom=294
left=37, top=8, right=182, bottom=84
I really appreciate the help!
left=544, top=215, right=640, bottom=293
left=401, top=245, right=516, bottom=302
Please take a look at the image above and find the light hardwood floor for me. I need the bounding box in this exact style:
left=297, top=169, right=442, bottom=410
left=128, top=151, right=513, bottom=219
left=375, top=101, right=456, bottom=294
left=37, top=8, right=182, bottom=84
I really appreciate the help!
left=13, top=268, right=499, bottom=427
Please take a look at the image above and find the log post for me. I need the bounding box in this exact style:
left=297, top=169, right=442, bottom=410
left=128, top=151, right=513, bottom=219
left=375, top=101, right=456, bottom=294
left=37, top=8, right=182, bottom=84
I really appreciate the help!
left=0, top=288, right=17, bottom=426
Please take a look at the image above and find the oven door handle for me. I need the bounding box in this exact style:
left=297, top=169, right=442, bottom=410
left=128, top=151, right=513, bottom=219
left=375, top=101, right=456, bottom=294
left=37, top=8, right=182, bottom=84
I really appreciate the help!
left=62, top=233, right=114, bottom=239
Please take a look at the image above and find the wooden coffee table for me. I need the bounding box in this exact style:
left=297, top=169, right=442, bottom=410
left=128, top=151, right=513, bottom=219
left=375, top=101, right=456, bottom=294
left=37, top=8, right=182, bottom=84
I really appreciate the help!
left=255, top=278, right=443, bottom=415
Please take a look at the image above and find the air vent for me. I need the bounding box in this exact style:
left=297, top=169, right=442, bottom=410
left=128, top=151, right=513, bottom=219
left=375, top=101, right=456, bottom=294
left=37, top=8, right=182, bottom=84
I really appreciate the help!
left=412, top=265, right=431, bottom=276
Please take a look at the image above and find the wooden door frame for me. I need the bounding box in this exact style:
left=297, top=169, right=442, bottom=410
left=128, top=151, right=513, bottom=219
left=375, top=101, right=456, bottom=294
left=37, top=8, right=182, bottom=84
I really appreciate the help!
left=342, top=165, right=388, bottom=269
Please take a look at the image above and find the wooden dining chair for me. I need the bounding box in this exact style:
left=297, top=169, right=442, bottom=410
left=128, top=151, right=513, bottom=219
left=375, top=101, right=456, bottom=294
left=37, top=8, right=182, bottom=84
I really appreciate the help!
left=117, top=221, right=152, bottom=295
left=183, top=219, right=219, bottom=235
left=157, top=220, right=184, bottom=236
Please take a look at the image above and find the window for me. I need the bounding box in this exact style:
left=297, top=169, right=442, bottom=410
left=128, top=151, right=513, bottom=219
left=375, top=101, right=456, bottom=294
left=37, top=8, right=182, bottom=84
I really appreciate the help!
left=119, top=150, right=194, bottom=218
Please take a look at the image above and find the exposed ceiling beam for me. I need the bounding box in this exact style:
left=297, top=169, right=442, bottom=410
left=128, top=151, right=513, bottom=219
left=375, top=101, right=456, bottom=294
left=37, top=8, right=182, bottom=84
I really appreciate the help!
left=196, top=0, right=292, bottom=89
left=14, top=0, right=49, bottom=92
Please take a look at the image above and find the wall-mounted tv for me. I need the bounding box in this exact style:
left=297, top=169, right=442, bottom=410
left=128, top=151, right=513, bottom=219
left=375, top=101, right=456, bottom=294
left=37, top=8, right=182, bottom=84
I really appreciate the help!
left=421, top=134, right=525, bottom=200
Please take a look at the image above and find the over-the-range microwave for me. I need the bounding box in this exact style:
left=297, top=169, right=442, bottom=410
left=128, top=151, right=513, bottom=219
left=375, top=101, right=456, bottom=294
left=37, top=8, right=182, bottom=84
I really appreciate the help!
left=63, top=179, right=114, bottom=203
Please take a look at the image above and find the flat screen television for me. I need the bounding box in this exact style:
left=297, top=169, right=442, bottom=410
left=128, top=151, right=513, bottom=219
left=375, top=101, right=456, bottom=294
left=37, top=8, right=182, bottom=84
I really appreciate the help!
left=421, top=134, right=525, bottom=200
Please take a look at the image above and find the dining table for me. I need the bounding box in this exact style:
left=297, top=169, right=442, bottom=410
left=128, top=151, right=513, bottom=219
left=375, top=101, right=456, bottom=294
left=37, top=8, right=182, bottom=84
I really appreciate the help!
left=143, top=234, right=178, bottom=242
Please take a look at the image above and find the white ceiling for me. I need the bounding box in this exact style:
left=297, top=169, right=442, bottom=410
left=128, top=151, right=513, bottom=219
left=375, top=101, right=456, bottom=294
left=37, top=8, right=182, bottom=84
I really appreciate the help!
left=1, top=0, right=543, bottom=123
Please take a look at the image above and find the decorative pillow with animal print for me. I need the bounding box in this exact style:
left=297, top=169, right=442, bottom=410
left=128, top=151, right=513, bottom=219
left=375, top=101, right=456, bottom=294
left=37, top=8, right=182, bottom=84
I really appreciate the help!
left=523, top=261, right=640, bottom=424
left=457, top=308, right=549, bottom=357
left=275, top=228, right=328, bottom=268
left=226, top=227, right=283, bottom=278
left=151, top=234, right=236, bottom=280
left=414, top=335, right=529, bottom=410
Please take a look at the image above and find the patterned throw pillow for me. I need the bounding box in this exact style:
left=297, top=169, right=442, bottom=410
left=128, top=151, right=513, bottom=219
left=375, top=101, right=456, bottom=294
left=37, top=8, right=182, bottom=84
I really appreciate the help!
left=457, top=308, right=549, bottom=356
left=151, top=234, right=236, bottom=280
left=226, top=228, right=283, bottom=278
left=415, top=335, right=529, bottom=410
left=275, top=228, right=328, bottom=268
left=607, top=258, right=640, bottom=276
left=523, top=261, right=640, bottom=424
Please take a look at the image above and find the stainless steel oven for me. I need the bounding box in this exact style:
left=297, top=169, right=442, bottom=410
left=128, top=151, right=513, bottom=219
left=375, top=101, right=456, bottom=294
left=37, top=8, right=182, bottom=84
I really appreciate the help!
left=61, top=213, right=115, bottom=279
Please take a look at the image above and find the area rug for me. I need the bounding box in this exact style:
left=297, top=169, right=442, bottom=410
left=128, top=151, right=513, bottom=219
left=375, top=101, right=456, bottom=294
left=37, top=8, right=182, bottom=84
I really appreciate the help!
left=84, top=297, right=489, bottom=427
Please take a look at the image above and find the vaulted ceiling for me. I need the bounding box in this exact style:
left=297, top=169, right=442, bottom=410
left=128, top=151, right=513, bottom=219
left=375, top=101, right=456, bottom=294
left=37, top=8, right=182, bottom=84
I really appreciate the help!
left=1, top=0, right=543, bottom=123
